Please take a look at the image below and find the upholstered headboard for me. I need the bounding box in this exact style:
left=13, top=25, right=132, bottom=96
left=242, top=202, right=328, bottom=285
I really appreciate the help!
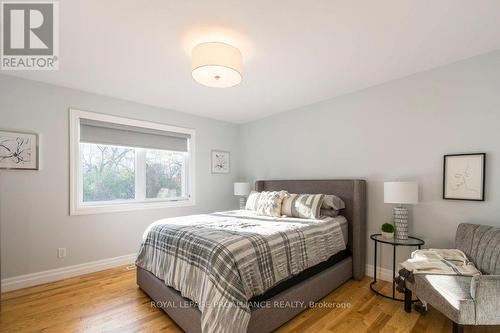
left=255, top=179, right=366, bottom=280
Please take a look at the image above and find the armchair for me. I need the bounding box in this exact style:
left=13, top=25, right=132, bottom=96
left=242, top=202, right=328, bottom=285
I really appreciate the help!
left=404, top=223, right=500, bottom=333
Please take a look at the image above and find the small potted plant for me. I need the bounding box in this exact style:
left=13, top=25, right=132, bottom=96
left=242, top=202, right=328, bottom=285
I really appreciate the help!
left=381, top=223, right=395, bottom=239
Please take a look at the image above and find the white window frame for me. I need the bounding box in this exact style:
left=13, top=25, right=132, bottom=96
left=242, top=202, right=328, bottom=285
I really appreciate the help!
left=69, top=108, right=196, bottom=215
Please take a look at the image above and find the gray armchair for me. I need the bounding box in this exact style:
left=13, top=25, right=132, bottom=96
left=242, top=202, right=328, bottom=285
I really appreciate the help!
left=404, top=223, right=500, bottom=333
left=470, top=275, right=500, bottom=325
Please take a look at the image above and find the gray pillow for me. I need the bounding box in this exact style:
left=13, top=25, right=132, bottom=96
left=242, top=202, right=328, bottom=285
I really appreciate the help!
left=321, top=195, right=345, bottom=210
left=320, top=209, right=340, bottom=217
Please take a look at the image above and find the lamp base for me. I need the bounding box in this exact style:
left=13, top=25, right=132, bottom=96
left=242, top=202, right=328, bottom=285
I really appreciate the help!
left=239, top=197, right=246, bottom=210
left=393, top=207, right=409, bottom=240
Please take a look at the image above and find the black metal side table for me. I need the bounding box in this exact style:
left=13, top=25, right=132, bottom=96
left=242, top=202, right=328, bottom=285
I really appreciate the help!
left=369, top=233, right=425, bottom=302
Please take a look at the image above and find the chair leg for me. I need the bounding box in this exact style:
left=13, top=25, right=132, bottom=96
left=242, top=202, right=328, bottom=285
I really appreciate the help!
left=404, top=288, right=412, bottom=313
left=414, top=300, right=428, bottom=315
left=452, top=321, right=464, bottom=333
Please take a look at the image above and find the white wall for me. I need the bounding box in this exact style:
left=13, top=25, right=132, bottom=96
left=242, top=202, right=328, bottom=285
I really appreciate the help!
left=0, top=75, right=240, bottom=279
left=239, top=50, right=500, bottom=270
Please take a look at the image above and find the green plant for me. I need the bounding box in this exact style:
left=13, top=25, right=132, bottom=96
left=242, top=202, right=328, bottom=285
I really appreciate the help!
left=381, top=223, right=394, bottom=233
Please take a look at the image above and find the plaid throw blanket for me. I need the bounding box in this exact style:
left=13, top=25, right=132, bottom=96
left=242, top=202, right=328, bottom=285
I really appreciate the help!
left=136, top=210, right=346, bottom=333
left=395, top=249, right=481, bottom=292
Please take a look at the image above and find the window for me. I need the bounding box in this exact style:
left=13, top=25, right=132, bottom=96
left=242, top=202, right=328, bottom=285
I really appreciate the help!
left=80, top=144, right=188, bottom=204
left=70, top=109, right=195, bottom=215
left=145, top=149, right=186, bottom=199
left=81, top=143, right=135, bottom=202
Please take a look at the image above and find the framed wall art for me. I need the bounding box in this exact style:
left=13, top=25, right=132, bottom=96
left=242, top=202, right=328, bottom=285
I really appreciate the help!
left=0, top=130, right=39, bottom=170
left=211, top=150, right=230, bottom=174
left=443, top=153, right=485, bottom=201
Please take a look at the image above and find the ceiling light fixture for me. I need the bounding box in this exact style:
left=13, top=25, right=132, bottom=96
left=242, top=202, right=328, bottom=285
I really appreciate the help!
left=191, top=42, right=242, bottom=88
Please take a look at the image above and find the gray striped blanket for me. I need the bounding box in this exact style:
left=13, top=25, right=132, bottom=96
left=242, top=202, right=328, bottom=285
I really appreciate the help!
left=136, top=210, right=346, bottom=333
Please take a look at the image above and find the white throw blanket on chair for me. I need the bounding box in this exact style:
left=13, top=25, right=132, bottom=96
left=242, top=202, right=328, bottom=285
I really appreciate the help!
left=400, top=249, right=481, bottom=276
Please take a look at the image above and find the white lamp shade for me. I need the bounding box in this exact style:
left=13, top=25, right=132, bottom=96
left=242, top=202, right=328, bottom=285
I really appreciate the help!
left=234, top=182, right=251, bottom=196
left=192, top=42, right=242, bottom=88
left=384, top=181, right=419, bottom=204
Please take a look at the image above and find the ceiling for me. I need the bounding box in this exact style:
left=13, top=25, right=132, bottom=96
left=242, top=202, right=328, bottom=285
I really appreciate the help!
left=5, top=0, right=500, bottom=123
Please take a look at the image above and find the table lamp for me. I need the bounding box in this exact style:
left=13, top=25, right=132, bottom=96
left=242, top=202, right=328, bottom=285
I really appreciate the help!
left=384, top=181, right=419, bottom=240
left=234, top=182, right=251, bottom=209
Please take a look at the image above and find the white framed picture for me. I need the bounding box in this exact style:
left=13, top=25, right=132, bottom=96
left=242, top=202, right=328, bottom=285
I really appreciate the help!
left=443, top=153, right=485, bottom=201
left=211, top=150, right=230, bottom=174
left=0, top=130, right=39, bottom=170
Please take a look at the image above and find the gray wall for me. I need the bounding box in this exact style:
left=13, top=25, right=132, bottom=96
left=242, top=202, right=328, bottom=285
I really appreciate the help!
left=0, top=75, right=240, bottom=278
left=1, top=50, right=499, bottom=279
left=239, top=50, right=500, bottom=270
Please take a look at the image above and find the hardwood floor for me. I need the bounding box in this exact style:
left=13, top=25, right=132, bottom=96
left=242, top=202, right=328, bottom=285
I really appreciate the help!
left=1, top=266, right=498, bottom=333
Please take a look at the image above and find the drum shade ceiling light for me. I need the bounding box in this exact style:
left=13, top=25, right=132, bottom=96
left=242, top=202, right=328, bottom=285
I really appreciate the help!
left=192, top=42, right=242, bottom=88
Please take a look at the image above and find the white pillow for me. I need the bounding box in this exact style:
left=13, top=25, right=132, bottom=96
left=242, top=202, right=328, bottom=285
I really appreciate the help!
left=245, top=191, right=261, bottom=210
left=255, top=191, right=289, bottom=217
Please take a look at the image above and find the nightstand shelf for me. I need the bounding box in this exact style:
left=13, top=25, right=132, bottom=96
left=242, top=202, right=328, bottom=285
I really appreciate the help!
left=369, top=233, right=424, bottom=302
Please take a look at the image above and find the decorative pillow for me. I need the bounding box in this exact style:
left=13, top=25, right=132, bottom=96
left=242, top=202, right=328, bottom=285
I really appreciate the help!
left=320, top=209, right=340, bottom=217
left=282, top=193, right=325, bottom=219
left=255, top=191, right=289, bottom=217
left=321, top=195, right=345, bottom=211
left=245, top=191, right=261, bottom=210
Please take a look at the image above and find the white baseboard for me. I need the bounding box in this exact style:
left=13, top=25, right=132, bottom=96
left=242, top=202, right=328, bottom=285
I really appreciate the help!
left=1, top=253, right=136, bottom=292
left=1, top=257, right=393, bottom=292
left=365, top=264, right=394, bottom=282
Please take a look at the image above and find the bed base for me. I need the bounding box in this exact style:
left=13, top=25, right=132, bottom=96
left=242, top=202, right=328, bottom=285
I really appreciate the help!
left=137, top=257, right=353, bottom=333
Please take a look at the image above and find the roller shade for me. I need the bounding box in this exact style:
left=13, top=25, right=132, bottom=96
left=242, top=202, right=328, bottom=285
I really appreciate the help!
left=80, top=119, right=190, bottom=152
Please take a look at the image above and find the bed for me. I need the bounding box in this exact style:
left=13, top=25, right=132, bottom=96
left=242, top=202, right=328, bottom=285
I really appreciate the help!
left=136, top=179, right=366, bottom=333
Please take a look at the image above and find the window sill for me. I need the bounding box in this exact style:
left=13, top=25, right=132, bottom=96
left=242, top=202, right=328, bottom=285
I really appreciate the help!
left=70, top=198, right=195, bottom=216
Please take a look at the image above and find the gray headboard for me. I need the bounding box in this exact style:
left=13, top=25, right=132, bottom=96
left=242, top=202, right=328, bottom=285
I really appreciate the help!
left=255, top=179, right=366, bottom=280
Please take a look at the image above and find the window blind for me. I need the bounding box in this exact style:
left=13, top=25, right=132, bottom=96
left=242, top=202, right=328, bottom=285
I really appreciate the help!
left=80, top=119, right=190, bottom=152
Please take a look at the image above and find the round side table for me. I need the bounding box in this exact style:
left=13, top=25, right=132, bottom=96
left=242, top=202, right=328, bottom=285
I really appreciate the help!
left=369, top=233, right=425, bottom=302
